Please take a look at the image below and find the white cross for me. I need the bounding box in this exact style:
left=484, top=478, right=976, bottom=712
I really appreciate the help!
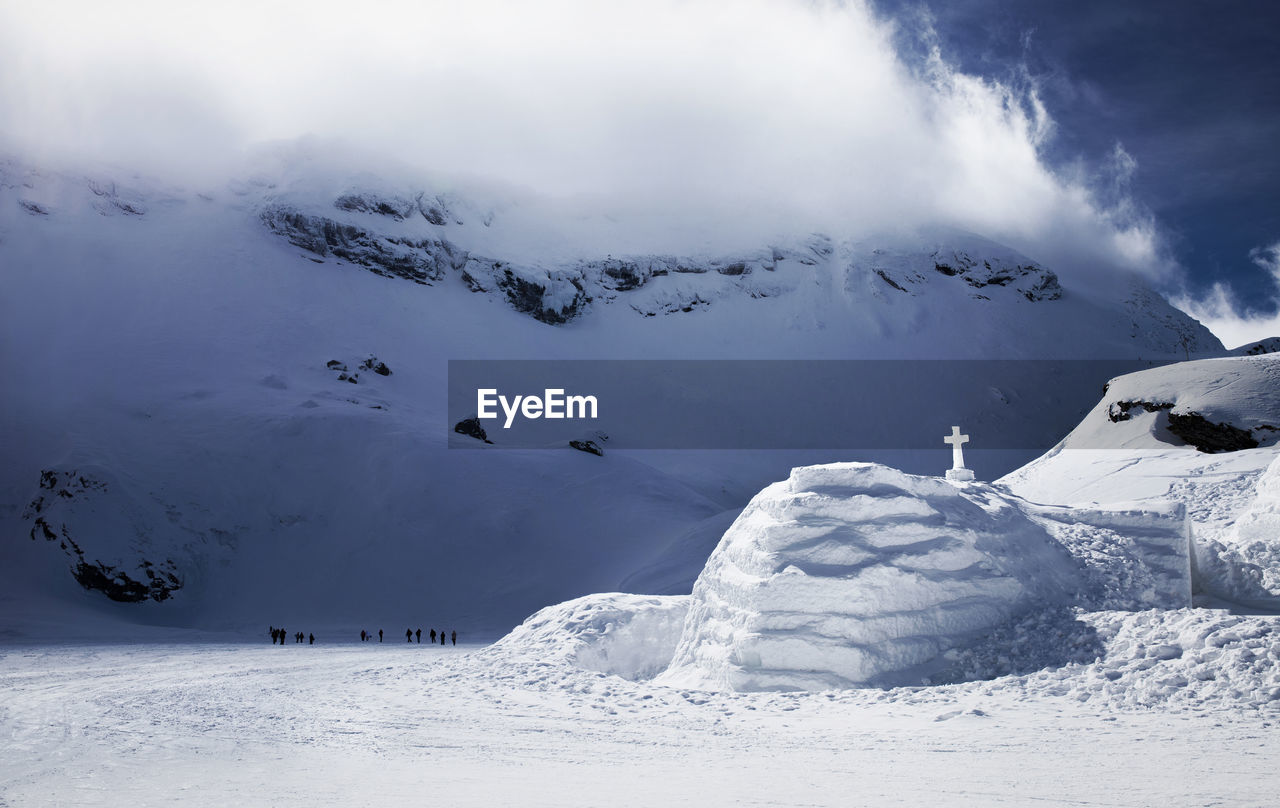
left=944, top=425, right=969, bottom=470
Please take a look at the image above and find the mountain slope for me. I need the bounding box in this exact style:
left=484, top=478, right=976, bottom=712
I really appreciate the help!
left=0, top=158, right=1227, bottom=636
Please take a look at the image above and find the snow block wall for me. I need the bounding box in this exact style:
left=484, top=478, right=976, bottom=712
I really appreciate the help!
left=656, top=463, right=1083, bottom=691
left=1029, top=502, right=1192, bottom=610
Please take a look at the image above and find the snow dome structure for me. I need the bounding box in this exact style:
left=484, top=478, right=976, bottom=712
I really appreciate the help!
left=656, top=462, right=1084, bottom=691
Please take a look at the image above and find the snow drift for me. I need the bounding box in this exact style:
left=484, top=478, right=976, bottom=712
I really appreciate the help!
left=486, top=592, right=688, bottom=681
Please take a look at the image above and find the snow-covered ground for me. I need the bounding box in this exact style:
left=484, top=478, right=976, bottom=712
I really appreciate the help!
left=1, top=631, right=1277, bottom=808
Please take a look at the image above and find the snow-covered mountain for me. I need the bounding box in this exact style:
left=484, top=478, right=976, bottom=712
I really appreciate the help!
left=0, top=156, right=1233, bottom=637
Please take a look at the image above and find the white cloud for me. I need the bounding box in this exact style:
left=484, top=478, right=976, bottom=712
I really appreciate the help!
left=0, top=0, right=1171, bottom=279
left=1172, top=243, right=1280, bottom=349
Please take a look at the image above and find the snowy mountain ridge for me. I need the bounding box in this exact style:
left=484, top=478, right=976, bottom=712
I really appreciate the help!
left=2, top=157, right=1221, bottom=358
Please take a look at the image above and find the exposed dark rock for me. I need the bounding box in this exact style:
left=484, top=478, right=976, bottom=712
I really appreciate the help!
left=1107, top=400, right=1173, bottom=423
left=87, top=180, right=146, bottom=216
left=334, top=193, right=416, bottom=220
left=454, top=417, right=492, bottom=443
left=631, top=292, right=713, bottom=317
left=498, top=267, right=588, bottom=325
left=588, top=258, right=660, bottom=291
left=932, top=252, right=1062, bottom=301
left=415, top=193, right=457, bottom=226
left=261, top=206, right=462, bottom=284
left=673, top=262, right=709, bottom=274
left=715, top=261, right=749, bottom=276
left=31, top=517, right=57, bottom=541
left=24, top=469, right=182, bottom=603
left=111, top=200, right=145, bottom=216
left=360, top=356, right=392, bottom=376
left=18, top=199, right=48, bottom=215
left=1166, top=413, right=1260, bottom=453
left=569, top=439, right=605, bottom=456
left=1020, top=273, right=1063, bottom=302
left=875, top=269, right=909, bottom=293
left=326, top=359, right=347, bottom=370
left=1232, top=337, right=1280, bottom=356
left=73, top=560, right=180, bottom=603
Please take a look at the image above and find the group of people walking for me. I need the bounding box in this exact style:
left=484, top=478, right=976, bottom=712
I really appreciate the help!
left=359, top=627, right=457, bottom=645
left=266, top=626, right=459, bottom=645
left=270, top=627, right=313, bottom=644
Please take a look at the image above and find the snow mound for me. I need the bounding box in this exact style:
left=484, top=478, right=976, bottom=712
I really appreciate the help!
left=656, top=462, right=1083, bottom=691
left=487, top=592, right=689, bottom=681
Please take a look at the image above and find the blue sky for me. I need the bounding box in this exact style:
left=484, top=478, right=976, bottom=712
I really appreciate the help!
left=879, top=0, right=1280, bottom=344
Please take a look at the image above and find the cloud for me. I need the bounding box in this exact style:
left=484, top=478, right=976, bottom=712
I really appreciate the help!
left=0, top=0, right=1170, bottom=277
left=1172, top=243, right=1280, bottom=349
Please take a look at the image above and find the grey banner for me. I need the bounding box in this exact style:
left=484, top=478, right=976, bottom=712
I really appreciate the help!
left=448, top=359, right=1160, bottom=450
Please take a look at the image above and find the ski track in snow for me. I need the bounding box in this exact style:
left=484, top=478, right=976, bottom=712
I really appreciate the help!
left=1, top=634, right=1276, bottom=807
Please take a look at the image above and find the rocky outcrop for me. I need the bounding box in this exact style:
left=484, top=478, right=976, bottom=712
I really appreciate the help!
left=261, top=206, right=463, bottom=284
left=1232, top=337, right=1280, bottom=356
left=461, top=259, right=590, bottom=325
left=360, top=356, right=392, bottom=376
left=72, top=559, right=181, bottom=603
left=932, top=250, right=1063, bottom=301
left=1107, top=399, right=1174, bottom=423
left=1167, top=412, right=1260, bottom=453
left=454, top=417, right=492, bottom=443
left=1107, top=400, right=1267, bottom=452
left=569, top=439, right=604, bottom=456
left=24, top=470, right=183, bottom=602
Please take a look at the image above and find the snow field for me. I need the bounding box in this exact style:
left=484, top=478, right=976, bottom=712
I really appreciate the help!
left=2, top=634, right=1277, bottom=807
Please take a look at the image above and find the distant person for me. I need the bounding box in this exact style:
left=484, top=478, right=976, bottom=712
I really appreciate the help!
left=430, top=629, right=436, bottom=644
left=361, top=630, right=367, bottom=642
left=451, top=630, right=456, bottom=646
left=270, top=626, right=276, bottom=644
left=415, top=629, right=421, bottom=643
left=438, top=629, right=445, bottom=646
left=309, top=633, right=315, bottom=645
left=378, top=629, right=383, bottom=642
left=406, top=628, right=412, bottom=643
left=279, top=628, right=285, bottom=646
